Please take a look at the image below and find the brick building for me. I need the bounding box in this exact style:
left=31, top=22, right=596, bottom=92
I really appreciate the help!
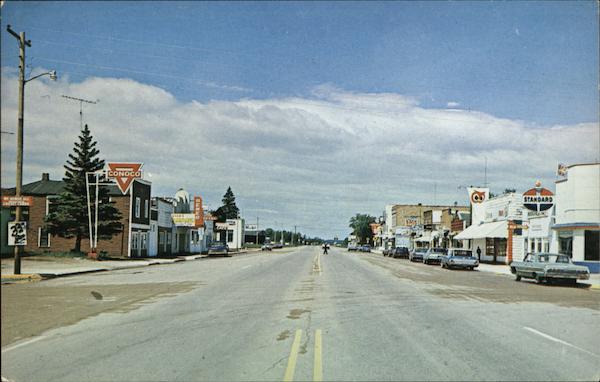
left=1, top=173, right=151, bottom=258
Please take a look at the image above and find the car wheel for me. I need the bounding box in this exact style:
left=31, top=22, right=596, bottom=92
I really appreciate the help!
left=515, top=274, right=521, bottom=281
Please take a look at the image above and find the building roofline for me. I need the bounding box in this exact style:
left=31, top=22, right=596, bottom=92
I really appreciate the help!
left=566, top=162, right=600, bottom=169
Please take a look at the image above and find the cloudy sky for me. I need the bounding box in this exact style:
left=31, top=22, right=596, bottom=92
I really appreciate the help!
left=1, top=2, right=598, bottom=239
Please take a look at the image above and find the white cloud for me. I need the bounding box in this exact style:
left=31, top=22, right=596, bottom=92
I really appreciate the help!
left=446, top=101, right=460, bottom=108
left=1, top=69, right=598, bottom=238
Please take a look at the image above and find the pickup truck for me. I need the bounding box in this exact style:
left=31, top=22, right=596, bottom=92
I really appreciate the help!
left=510, top=253, right=590, bottom=285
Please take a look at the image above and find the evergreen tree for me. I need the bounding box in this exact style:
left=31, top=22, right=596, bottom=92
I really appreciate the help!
left=214, top=186, right=240, bottom=222
left=45, top=125, right=122, bottom=253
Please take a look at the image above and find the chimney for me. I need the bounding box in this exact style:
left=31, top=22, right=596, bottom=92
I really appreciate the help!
left=42, top=173, right=50, bottom=181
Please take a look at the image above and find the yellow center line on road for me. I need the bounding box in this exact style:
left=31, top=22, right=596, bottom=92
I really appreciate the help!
left=283, top=329, right=303, bottom=382
left=313, top=329, right=323, bottom=382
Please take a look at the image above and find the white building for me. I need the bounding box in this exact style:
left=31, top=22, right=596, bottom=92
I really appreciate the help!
left=455, top=192, right=526, bottom=264
left=551, top=163, right=600, bottom=273
left=148, top=197, right=175, bottom=257
left=215, top=219, right=245, bottom=251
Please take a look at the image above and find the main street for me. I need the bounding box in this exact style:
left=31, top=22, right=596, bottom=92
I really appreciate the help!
left=2, top=247, right=599, bottom=381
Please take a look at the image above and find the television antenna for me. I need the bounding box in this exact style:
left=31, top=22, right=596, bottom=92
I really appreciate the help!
left=61, top=95, right=98, bottom=130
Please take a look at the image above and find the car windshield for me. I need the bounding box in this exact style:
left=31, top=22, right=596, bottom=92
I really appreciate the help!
left=1, top=3, right=597, bottom=382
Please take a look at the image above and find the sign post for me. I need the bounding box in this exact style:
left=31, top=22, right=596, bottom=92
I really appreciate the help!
left=84, top=162, right=143, bottom=256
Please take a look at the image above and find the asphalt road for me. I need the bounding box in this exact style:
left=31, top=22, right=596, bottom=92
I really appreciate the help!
left=2, top=246, right=599, bottom=381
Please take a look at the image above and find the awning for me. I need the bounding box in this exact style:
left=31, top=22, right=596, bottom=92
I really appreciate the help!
left=414, top=233, right=431, bottom=242
left=454, top=220, right=508, bottom=240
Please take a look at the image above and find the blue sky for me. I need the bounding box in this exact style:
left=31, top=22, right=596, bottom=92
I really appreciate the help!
left=2, top=1, right=597, bottom=125
left=1, top=1, right=598, bottom=239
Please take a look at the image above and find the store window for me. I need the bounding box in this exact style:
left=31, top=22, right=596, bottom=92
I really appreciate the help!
left=558, top=231, right=573, bottom=258
left=141, top=233, right=147, bottom=250
left=38, top=227, right=50, bottom=247
left=584, top=230, right=599, bottom=261
left=132, top=232, right=139, bottom=250
left=135, top=197, right=141, bottom=218
left=537, top=241, right=542, bottom=253
left=144, top=200, right=149, bottom=218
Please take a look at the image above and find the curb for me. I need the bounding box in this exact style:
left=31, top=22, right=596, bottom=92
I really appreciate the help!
left=1, top=255, right=206, bottom=283
left=0, top=274, right=43, bottom=284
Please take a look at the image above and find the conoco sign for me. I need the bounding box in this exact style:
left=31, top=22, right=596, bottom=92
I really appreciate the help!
left=106, top=162, right=143, bottom=194
left=523, top=181, right=554, bottom=212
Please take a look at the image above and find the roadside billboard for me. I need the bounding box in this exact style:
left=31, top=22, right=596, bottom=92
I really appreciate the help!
left=172, top=213, right=195, bottom=227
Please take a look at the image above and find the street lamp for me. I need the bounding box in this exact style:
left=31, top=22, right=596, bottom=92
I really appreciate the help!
left=7, top=25, right=57, bottom=274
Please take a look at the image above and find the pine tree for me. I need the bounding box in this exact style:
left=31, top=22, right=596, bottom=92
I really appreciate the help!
left=45, top=125, right=122, bottom=253
left=214, top=186, right=240, bottom=222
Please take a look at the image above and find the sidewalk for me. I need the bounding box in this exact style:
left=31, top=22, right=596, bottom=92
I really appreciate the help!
left=0, top=254, right=205, bottom=283
left=476, top=262, right=600, bottom=288
left=0, top=248, right=264, bottom=283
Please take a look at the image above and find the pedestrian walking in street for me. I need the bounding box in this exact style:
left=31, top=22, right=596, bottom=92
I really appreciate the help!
left=323, top=243, right=329, bottom=255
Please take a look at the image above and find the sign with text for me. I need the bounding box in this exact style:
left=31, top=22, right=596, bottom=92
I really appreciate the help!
left=171, top=213, right=195, bottom=227
left=215, top=221, right=236, bottom=230
left=2, top=196, right=33, bottom=207
left=106, top=162, right=143, bottom=194
left=245, top=224, right=258, bottom=231
left=8, top=221, right=27, bottom=246
left=523, top=185, right=554, bottom=212
left=194, top=196, right=204, bottom=228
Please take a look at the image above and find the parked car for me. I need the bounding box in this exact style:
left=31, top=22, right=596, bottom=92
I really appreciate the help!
left=410, top=248, right=427, bottom=262
left=441, top=248, right=479, bottom=270
left=261, top=243, right=273, bottom=251
left=382, top=247, right=393, bottom=256
left=273, top=243, right=283, bottom=249
left=392, top=247, right=410, bottom=259
left=423, top=248, right=447, bottom=264
left=510, top=253, right=590, bottom=285
left=360, top=245, right=371, bottom=252
left=348, top=245, right=359, bottom=252
left=208, top=243, right=230, bottom=257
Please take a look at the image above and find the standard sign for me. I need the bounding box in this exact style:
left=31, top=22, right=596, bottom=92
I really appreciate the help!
left=107, top=162, right=143, bottom=194
left=8, top=221, right=27, bottom=246
left=523, top=187, right=554, bottom=212
left=2, top=196, right=33, bottom=207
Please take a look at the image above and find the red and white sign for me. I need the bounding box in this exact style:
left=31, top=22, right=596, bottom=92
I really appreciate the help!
left=2, top=196, right=33, bottom=207
left=106, top=163, right=143, bottom=194
left=523, top=183, right=554, bottom=212
left=194, top=196, right=204, bottom=228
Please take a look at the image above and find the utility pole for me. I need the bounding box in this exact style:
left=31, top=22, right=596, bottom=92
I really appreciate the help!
left=256, top=216, right=259, bottom=245
left=7, top=26, right=31, bottom=275
left=293, top=225, right=297, bottom=246
left=61, top=95, right=97, bottom=130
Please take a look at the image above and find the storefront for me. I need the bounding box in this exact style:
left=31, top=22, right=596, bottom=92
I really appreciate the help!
left=454, top=220, right=509, bottom=263
left=551, top=163, right=600, bottom=273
